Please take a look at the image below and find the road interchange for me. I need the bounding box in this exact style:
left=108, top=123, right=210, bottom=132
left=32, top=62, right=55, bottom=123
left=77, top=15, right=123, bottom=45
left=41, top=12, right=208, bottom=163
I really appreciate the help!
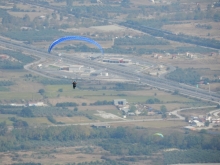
left=0, top=38, right=220, bottom=104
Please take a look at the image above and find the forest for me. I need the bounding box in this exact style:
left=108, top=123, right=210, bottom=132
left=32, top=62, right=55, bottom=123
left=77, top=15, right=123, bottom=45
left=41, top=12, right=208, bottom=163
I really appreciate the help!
left=0, top=123, right=220, bottom=164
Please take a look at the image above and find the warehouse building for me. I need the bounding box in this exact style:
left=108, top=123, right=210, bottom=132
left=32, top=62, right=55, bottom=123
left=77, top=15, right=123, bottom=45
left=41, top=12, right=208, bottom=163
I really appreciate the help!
left=114, top=99, right=127, bottom=106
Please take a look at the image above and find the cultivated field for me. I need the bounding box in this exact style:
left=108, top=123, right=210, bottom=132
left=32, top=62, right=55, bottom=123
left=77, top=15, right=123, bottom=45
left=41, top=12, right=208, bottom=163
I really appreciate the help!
left=163, top=21, right=220, bottom=41
left=0, top=146, right=105, bottom=165
left=111, top=120, right=187, bottom=129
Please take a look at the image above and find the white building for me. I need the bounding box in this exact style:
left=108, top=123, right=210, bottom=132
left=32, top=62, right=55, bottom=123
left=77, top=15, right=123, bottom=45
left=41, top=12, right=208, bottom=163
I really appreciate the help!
left=114, top=99, right=127, bottom=106
left=191, top=120, right=204, bottom=127
left=28, top=102, right=46, bottom=107
left=90, top=70, right=103, bottom=76
left=10, top=103, right=26, bottom=107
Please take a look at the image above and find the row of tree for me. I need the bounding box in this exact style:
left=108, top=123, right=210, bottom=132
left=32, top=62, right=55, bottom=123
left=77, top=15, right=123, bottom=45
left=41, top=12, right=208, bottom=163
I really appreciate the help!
left=56, top=102, right=79, bottom=107
left=0, top=80, right=14, bottom=86
left=166, top=68, right=200, bottom=85
left=90, top=100, right=113, bottom=105
left=0, top=61, right=23, bottom=70
left=121, top=21, right=220, bottom=49
left=1, top=125, right=219, bottom=154
left=114, top=35, right=169, bottom=46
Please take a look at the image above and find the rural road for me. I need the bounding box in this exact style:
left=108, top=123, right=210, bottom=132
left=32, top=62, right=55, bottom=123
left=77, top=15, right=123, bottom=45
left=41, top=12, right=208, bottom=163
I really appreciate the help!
left=208, top=109, right=220, bottom=117
left=170, top=106, right=217, bottom=120
left=49, top=106, right=217, bottom=127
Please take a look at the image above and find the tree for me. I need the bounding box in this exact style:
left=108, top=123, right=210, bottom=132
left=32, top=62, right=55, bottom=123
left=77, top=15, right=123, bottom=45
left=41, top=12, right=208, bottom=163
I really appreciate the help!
left=23, top=14, right=30, bottom=24
left=162, top=113, right=167, bottom=118
left=13, top=120, right=28, bottom=128
left=52, top=12, right=57, bottom=19
left=60, top=13, right=63, bottom=21
left=200, top=129, right=207, bottom=134
left=160, top=105, right=167, bottom=119
left=185, top=116, right=189, bottom=122
left=146, top=98, right=154, bottom=104
left=160, top=105, right=167, bottom=113
left=74, top=107, right=78, bottom=111
left=82, top=102, right=87, bottom=106
left=66, top=0, right=73, bottom=6
left=58, top=88, right=63, bottom=92
left=20, top=107, right=34, bottom=117
left=0, top=121, right=7, bottom=136
left=129, top=105, right=136, bottom=112
left=38, top=89, right=45, bottom=95
left=173, top=89, right=179, bottom=95
left=205, top=121, right=210, bottom=127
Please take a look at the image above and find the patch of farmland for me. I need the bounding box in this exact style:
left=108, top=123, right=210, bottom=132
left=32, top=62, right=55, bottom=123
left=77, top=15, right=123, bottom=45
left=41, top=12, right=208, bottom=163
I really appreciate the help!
left=162, top=21, right=220, bottom=41
left=95, top=110, right=123, bottom=120
left=54, top=116, right=91, bottom=124
left=91, top=25, right=125, bottom=32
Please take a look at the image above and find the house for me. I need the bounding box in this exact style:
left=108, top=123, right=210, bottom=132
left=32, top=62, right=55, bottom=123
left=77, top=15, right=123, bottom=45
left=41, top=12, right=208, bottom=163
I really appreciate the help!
left=148, top=111, right=155, bottom=115
left=127, top=112, right=135, bottom=116
left=0, top=55, right=9, bottom=60
left=28, top=102, right=46, bottom=107
left=153, top=54, right=158, bottom=58
left=172, top=55, right=177, bottom=59
left=206, top=116, right=212, bottom=123
left=121, top=107, right=129, bottom=113
left=191, top=120, right=204, bottom=127
left=39, top=15, right=45, bottom=19
left=90, top=70, right=103, bottom=76
left=20, top=26, right=32, bottom=30
left=157, top=55, right=163, bottom=59
left=212, top=118, right=220, bottom=123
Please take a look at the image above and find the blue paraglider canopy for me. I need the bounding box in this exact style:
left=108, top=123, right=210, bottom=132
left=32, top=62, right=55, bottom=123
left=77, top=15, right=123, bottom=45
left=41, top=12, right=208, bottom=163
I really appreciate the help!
left=48, top=36, right=104, bottom=55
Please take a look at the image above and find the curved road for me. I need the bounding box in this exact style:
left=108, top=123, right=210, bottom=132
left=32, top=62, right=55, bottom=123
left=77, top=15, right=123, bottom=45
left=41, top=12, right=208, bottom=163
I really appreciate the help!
left=170, top=106, right=217, bottom=120
left=48, top=106, right=218, bottom=127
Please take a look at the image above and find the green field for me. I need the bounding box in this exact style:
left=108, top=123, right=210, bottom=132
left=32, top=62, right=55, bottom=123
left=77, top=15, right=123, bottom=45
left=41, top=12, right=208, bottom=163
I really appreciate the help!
left=0, top=92, right=42, bottom=100
left=45, top=85, right=194, bottom=103
left=0, top=86, right=9, bottom=91
left=0, top=114, right=14, bottom=125
left=0, top=114, right=51, bottom=126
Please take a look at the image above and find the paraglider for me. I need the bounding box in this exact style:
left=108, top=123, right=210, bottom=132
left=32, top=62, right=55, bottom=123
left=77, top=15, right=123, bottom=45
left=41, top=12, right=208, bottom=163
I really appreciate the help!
left=154, top=133, right=164, bottom=138
left=48, top=36, right=104, bottom=55
left=72, top=81, right=77, bottom=89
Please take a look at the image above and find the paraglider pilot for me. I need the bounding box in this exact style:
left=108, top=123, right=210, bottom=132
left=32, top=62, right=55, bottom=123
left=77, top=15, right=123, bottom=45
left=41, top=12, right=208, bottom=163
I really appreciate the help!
left=72, top=81, right=77, bottom=89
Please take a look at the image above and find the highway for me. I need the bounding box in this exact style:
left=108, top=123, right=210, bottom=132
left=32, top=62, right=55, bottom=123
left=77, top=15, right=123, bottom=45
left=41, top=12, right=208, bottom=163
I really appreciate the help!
left=8, top=1, right=219, bottom=102
left=1, top=38, right=220, bottom=103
